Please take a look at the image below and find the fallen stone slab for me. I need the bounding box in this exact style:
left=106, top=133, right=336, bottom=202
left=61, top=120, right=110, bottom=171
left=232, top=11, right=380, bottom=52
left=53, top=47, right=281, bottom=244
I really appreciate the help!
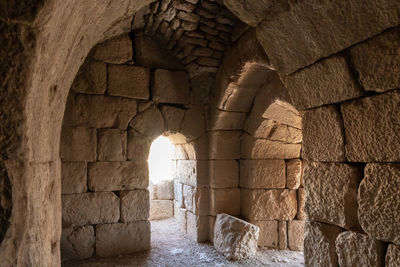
left=214, top=213, right=259, bottom=260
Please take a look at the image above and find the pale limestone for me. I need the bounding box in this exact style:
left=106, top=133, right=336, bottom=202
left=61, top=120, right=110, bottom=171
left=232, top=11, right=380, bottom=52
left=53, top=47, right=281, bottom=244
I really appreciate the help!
left=61, top=162, right=87, bottom=194
left=108, top=65, right=150, bottom=99
left=60, top=127, right=96, bottom=162
left=120, top=190, right=149, bottom=222
left=209, top=160, right=239, bottom=188
left=61, top=225, right=95, bottom=261
left=288, top=220, right=304, bottom=251
left=97, top=129, right=127, bottom=162
left=240, top=159, right=286, bottom=189
left=150, top=200, right=174, bottom=220
left=129, top=105, right=165, bottom=140
left=210, top=188, right=240, bottom=216
left=286, top=159, right=302, bottom=190
left=249, top=220, right=278, bottom=248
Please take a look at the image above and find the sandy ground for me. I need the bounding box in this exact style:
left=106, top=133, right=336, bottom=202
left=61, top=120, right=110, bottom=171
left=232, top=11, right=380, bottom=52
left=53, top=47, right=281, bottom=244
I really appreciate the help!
left=64, top=218, right=304, bottom=267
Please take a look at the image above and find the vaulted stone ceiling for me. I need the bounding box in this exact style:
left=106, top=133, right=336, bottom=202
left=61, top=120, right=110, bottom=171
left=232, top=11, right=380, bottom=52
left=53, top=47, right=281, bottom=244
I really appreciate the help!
left=132, top=0, right=239, bottom=75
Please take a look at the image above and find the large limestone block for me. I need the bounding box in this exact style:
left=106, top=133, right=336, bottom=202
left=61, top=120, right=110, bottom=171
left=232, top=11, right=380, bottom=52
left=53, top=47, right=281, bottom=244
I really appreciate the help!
left=341, top=91, right=400, bottom=162
left=209, top=160, right=239, bottom=188
left=129, top=105, right=165, bottom=140
left=241, top=134, right=301, bottom=159
left=61, top=225, right=95, bottom=261
left=282, top=55, right=363, bottom=110
left=304, top=222, right=342, bottom=267
left=175, top=160, right=208, bottom=187
left=92, top=34, right=133, bottom=64
left=286, top=159, right=302, bottom=190
left=95, top=221, right=150, bottom=258
left=248, top=220, right=278, bottom=248
left=120, top=190, right=149, bottom=222
left=210, top=188, right=240, bottom=216
left=250, top=119, right=302, bottom=144
left=278, top=221, right=287, bottom=250
left=60, top=127, right=96, bottom=162
left=214, top=213, right=260, bottom=260
left=302, top=105, right=346, bottom=162
left=97, top=129, right=127, bottom=161
left=127, top=130, right=151, bottom=161
left=187, top=212, right=209, bottom=242
left=183, top=185, right=194, bottom=212
left=256, top=0, right=400, bottom=74
left=154, top=180, right=174, bottom=200
left=108, top=65, right=149, bottom=99
left=150, top=200, right=174, bottom=220
left=241, top=189, right=297, bottom=220
left=135, top=34, right=183, bottom=70
left=176, top=207, right=187, bottom=233
left=335, top=231, right=385, bottom=267
left=223, top=0, right=280, bottom=27
left=209, top=131, right=241, bottom=159
left=261, top=100, right=302, bottom=129
left=174, top=180, right=183, bottom=207
left=193, top=188, right=210, bottom=216
left=89, top=95, right=137, bottom=129
left=358, top=163, right=400, bottom=245
left=61, top=161, right=87, bottom=194
left=62, top=192, right=119, bottom=227
left=288, top=220, right=304, bottom=251
left=63, top=93, right=91, bottom=127
left=161, top=105, right=185, bottom=133
left=88, top=161, right=148, bottom=191
left=71, top=60, right=106, bottom=95
left=179, top=108, right=206, bottom=141
left=153, top=69, right=190, bottom=104
left=304, top=162, right=360, bottom=229
left=240, top=159, right=286, bottom=189
left=350, top=27, right=400, bottom=93
left=386, top=244, right=400, bottom=267
left=297, top=188, right=306, bottom=220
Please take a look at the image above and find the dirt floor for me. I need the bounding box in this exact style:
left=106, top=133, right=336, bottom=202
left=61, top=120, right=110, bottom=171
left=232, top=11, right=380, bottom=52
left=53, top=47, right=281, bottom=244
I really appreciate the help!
left=64, top=218, right=304, bottom=267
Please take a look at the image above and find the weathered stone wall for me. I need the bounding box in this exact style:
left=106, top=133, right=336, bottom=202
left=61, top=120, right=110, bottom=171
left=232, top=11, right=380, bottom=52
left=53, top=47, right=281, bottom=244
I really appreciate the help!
left=60, top=32, right=209, bottom=260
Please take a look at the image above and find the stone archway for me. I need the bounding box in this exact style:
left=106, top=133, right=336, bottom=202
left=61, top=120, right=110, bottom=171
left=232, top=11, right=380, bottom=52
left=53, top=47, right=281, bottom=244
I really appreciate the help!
left=2, top=1, right=400, bottom=266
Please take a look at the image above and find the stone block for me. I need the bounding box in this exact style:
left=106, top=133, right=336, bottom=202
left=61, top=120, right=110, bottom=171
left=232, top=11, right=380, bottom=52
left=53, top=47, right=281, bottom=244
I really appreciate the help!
left=358, top=163, right=400, bottom=245
left=210, top=188, right=240, bottom=216
left=304, top=222, right=342, bottom=267
left=251, top=119, right=302, bottom=144
left=350, top=27, right=400, bottom=93
left=341, top=90, right=400, bottom=162
left=297, top=188, right=306, bottom=220
left=129, top=105, right=165, bottom=140
left=92, top=34, right=133, bottom=64
left=183, top=185, right=194, bottom=212
left=304, top=162, right=360, bottom=229
left=71, top=60, right=106, bottom=94
left=209, top=160, right=239, bottom=188
left=108, top=65, right=150, bottom=99
left=62, top=192, right=119, bottom=227
left=288, top=220, right=304, bottom=251
left=255, top=0, right=400, bottom=74
left=282, top=55, right=363, bottom=110
left=88, top=161, right=148, bottom=191
left=209, top=216, right=216, bottom=243
left=153, top=69, right=190, bottom=104
left=223, top=0, right=275, bottom=27
left=175, top=160, right=208, bottom=187
left=183, top=133, right=209, bottom=160
left=89, top=95, right=137, bottom=129
left=187, top=212, right=209, bottom=242
left=150, top=200, right=174, bottom=220
left=97, top=129, right=126, bottom=161
left=278, top=221, right=287, bottom=250
left=214, top=213, right=259, bottom=260
left=176, top=207, right=187, bottom=233
left=209, top=131, right=241, bottom=159
left=386, top=244, right=400, bottom=267
left=61, top=161, right=87, bottom=194
left=286, top=159, right=302, bottom=190
left=191, top=72, right=214, bottom=105
left=335, top=231, right=385, bottom=267
left=120, top=190, right=149, bottom=222
left=193, top=187, right=210, bottom=216
left=96, top=221, right=150, bottom=257
left=240, top=159, right=286, bottom=189
left=161, top=105, right=185, bottom=133
left=248, top=220, right=278, bottom=248
left=210, top=110, right=246, bottom=130
left=261, top=100, right=302, bottom=129
left=174, top=180, right=183, bottom=207
left=179, top=108, right=206, bottom=141
left=60, top=127, right=96, bottom=162
left=302, top=105, right=346, bottom=162
left=61, top=225, right=95, bottom=261
left=135, top=34, right=183, bottom=70
left=154, top=180, right=174, bottom=200
left=241, top=134, right=301, bottom=159
left=63, top=93, right=91, bottom=127
left=127, top=130, right=151, bottom=161
left=241, top=189, right=297, bottom=220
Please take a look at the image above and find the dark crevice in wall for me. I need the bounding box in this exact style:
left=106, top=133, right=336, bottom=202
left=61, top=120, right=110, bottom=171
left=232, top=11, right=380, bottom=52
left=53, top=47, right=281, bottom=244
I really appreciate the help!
left=0, top=161, right=12, bottom=244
